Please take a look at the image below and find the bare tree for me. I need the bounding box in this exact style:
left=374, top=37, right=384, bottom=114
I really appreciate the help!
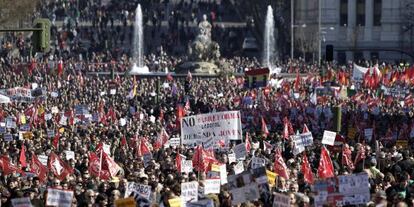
left=0, top=0, right=40, bottom=28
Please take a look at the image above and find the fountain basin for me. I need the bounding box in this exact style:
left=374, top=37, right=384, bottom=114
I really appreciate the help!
left=129, top=64, right=150, bottom=75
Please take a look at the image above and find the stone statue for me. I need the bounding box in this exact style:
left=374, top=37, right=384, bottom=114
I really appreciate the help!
left=188, top=14, right=220, bottom=62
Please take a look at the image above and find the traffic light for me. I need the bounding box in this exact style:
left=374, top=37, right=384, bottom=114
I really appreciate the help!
left=32, top=18, right=51, bottom=53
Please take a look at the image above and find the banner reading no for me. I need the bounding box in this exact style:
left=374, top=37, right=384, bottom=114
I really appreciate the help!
left=180, top=111, right=242, bottom=145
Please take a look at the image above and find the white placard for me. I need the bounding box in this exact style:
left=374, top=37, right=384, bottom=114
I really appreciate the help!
left=322, top=130, right=336, bottom=146
left=125, top=182, right=152, bottom=200
left=234, top=161, right=244, bottom=175
left=187, top=199, right=214, bottom=207
left=11, top=197, right=32, bottom=207
left=204, top=179, right=221, bottom=194
left=38, top=155, right=48, bottom=166
left=298, top=132, right=314, bottom=147
left=228, top=153, right=236, bottom=164
left=181, top=111, right=242, bottom=145
left=103, top=144, right=111, bottom=155
left=234, top=143, right=247, bottom=160
left=110, top=89, right=116, bottom=95
left=181, top=160, right=193, bottom=174
left=230, top=183, right=260, bottom=205
left=251, top=157, right=266, bottom=169
left=119, top=118, right=126, bottom=126
left=181, top=181, right=199, bottom=202
left=219, top=164, right=227, bottom=185
left=64, top=150, right=75, bottom=161
left=273, top=192, right=291, bottom=207
left=168, top=137, right=181, bottom=147
left=46, top=188, right=74, bottom=207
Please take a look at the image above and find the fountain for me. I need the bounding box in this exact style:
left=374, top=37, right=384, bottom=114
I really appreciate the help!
left=129, top=4, right=149, bottom=74
left=263, top=5, right=278, bottom=73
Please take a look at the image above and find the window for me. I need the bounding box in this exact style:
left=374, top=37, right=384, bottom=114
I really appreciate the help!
left=337, top=52, right=346, bottom=64
left=373, top=0, right=382, bottom=26
left=354, top=52, right=364, bottom=61
left=340, top=0, right=348, bottom=26
left=356, top=0, right=365, bottom=26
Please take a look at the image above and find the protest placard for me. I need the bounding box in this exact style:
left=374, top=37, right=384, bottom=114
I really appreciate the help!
left=219, top=164, right=227, bottom=184
left=168, top=198, right=184, bottom=207
left=181, top=111, right=242, bottom=145
left=322, top=130, right=336, bottom=146
left=251, top=157, right=266, bottom=169
left=46, top=188, right=74, bottom=207
left=181, top=181, right=198, bottom=202
left=103, top=144, right=111, bottom=155
left=396, top=140, right=408, bottom=148
left=234, top=161, right=244, bottom=175
left=114, top=197, right=136, bottom=207
left=364, top=128, right=373, bottom=142
left=298, top=132, right=313, bottom=147
left=0, top=127, right=5, bottom=134
left=230, top=183, right=260, bottom=205
left=168, top=137, right=181, bottom=147
left=204, top=178, right=220, bottom=194
left=273, top=192, right=290, bottom=207
left=64, top=150, right=75, bottom=161
left=181, top=160, right=193, bottom=174
left=4, top=133, right=13, bottom=142
left=234, top=143, right=247, bottom=160
left=125, top=182, right=152, bottom=200
left=227, top=171, right=254, bottom=190
left=227, top=153, right=236, bottom=164
left=38, top=155, right=48, bottom=166
left=11, top=197, right=32, bottom=207
left=6, top=118, right=16, bottom=129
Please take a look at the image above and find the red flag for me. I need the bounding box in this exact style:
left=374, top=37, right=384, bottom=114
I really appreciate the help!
left=48, top=152, right=73, bottom=181
left=192, top=146, right=217, bottom=172
left=88, top=152, right=110, bottom=180
left=317, top=147, right=335, bottom=179
left=31, top=154, right=48, bottom=182
left=176, top=105, right=185, bottom=129
left=342, top=145, right=354, bottom=170
left=274, top=149, right=289, bottom=180
left=303, top=124, right=310, bottom=133
left=166, top=73, right=173, bottom=81
left=263, top=141, right=273, bottom=152
left=245, top=133, right=251, bottom=153
left=19, top=145, right=27, bottom=168
left=0, top=156, right=24, bottom=175
left=57, top=60, right=64, bottom=77
left=52, top=132, right=60, bottom=149
left=301, top=153, right=314, bottom=184
left=176, top=154, right=186, bottom=173
left=102, top=152, right=120, bottom=177
left=121, top=136, right=127, bottom=147
left=261, top=117, right=269, bottom=138
left=154, top=127, right=169, bottom=150
left=283, top=117, right=294, bottom=140
left=294, top=71, right=300, bottom=91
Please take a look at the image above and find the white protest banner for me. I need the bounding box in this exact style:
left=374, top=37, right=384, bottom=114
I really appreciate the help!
left=204, top=178, right=221, bottom=194
left=234, top=161, right=244, bottom=175
left=181, top=160, right=193, bottom=174
left=322, top=130, right=336, bottom=146
left=11, top=197, right=32, bottom=207
left=364, top=128, right=373, bottom=142
left=251, top=157, right=266, bottom=169
left=202, top=137, right=215, bottom=149
left=234, top=143, right=247, bottom=160
left=0, top=87, right=35, bottom=103
left=292, top=135, right=305, bottom=155
left=38, top=155, right=48, bottom=166
left=228, top=153, right=236, bottom=164
left=46, top=188, right=74, bottom=207
left=230, top=183, right=260, bottom=205
left=181, top=111, right=242, bottom=145
left=181, top=181, right=198, bottom=202
left=168, top=137, right=181, bottom=147
left=273, top=192, right=290, bottom=207
left=64, top=150, right=75, bottom=161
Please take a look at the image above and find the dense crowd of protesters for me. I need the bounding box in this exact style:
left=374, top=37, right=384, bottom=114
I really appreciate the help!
left=1, top=1, right=414, bottom=207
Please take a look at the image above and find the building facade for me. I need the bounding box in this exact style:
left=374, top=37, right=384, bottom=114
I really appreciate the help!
left=293, top=0, right=414, bottom=63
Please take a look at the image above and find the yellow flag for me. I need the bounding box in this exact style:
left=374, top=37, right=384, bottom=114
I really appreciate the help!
left=266, top=170, right=277, bottom=188
left=114, top=197, right=136, bottom=207
left=20, top=115, right=26, bottom=124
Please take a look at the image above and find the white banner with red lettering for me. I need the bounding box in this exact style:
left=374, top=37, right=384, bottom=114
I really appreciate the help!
left=181, top=111, right=242, bottom=145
